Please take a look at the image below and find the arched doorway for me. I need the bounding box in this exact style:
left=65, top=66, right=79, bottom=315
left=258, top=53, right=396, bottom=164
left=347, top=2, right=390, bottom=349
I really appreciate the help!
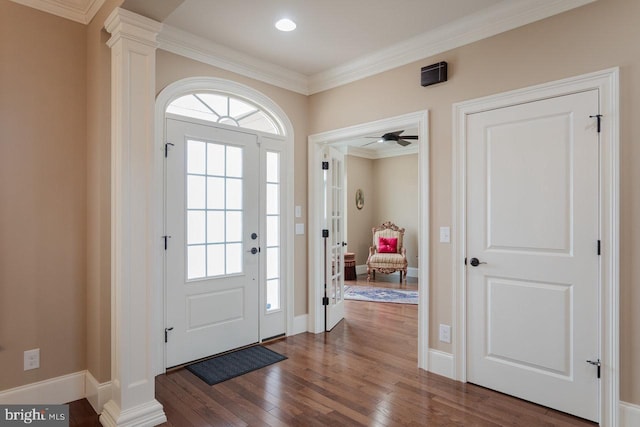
left=154, top=77, right=295, bottom=372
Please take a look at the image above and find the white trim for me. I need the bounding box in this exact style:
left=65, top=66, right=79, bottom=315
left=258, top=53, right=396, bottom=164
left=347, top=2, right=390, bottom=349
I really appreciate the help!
left=154, top=77, right=296, bottom=375
left=100, top=400, right=167, bottom=427
left=0, top=372, right=85, bottom=405
left=10, top=0, right=107, bottom=24
left=150, top=1, right=593, bottom=95
left=85, top=371, right=112, bottom=414
left=452, top=67, right=619, bottom=426
left=104, top=8, right=167, bottom=427
left=620, top=402, right=640, bottom=427
left=346, top=144, right=419, bottom=160
left=428, top=350, right=454, bottom=379
left=308, top=0, right=595, bottom=93
left=292, top=314, right=309, bottom=335
left=308, top=111, right=430, bottom=370
left=158, top=25, right=309, bottom=96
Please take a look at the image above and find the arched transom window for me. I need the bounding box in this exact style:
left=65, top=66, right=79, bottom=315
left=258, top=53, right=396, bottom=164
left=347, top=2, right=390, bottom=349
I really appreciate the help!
left=167, top=92, right=283, bottom=135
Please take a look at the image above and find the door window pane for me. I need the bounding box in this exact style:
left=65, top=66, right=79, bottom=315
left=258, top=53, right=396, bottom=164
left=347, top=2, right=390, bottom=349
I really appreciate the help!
left=266, top=279, right=280, bottom=311
left=207, top=244, right=225, bottom=277
left=187, top=211, right=206, bottom=245
left=186, top=141, right=245, bottom=280
left=226, top=211, right=242, bottom=242
left=207, top=211, right=224, bottom=243
left=188, top=245, right=206, bottom=279
left=226, top=146, right=243, bottom=178
left=266, top=215, right=279, bottom=247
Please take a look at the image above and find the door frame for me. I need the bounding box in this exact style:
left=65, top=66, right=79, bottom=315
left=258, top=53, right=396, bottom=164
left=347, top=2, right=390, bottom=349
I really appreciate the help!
left=153, top=77, right=295, bottom=374
left=308, top=110, right=430, bottom=369
left=452, top=68, right=620, bottom=425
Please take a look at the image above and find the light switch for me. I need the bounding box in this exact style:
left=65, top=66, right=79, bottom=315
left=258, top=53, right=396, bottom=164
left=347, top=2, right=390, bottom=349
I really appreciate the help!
left=295, top=205, right=302, bottom=218
left=295, top=223, right=305, bottom=235
left=439, top=226, right=450, bottom=243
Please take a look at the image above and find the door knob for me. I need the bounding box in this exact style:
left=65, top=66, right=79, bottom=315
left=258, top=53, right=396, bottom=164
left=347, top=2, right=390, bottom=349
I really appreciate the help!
left=469, top=257, right=486, bottom=267
left=248, top=247, right=259, bottom=255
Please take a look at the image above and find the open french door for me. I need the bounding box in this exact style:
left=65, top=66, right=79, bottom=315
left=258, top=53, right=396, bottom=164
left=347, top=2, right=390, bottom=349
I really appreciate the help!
left=323, top=147, right=345, bottom=331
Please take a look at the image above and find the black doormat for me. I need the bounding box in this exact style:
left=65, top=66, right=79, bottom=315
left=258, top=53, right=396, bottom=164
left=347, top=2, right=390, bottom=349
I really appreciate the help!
left=186, top=345, right=287, bottom=386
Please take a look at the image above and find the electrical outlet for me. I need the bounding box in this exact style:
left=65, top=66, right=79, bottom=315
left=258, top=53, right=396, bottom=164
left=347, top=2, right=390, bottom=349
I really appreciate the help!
left=439, top=324, right=451, bottom=344
left=24, top=348, right=40, bottom=371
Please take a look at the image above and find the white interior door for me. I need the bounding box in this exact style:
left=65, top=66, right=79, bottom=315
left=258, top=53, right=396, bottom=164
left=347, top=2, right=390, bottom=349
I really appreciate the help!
left=466, top=90, right=600, bottom=422
left=165, top=117, right=260, bottom=367
left=324, top=147, right=345, bottom=331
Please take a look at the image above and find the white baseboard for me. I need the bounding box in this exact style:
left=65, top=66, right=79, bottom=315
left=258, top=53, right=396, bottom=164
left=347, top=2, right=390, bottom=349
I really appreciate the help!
left=620, top=401, right=640, bottom=427
left=100, top=399, right=167, bottom=427
left=0, top=371, right=85, bottom=405
left=292, top=314, right=308, bottom=335
left=428, top=349, right=454, bottom=379
left=85, top=371, right=112, bottom=414
left=355, top=265, right=419, bottom=278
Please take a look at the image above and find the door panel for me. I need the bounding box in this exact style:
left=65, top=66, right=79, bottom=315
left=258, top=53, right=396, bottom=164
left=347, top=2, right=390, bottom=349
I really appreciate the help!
left=166, top=118, right=259, bottom=367
left=325, top=147, right=345, bottom=331
left=466, top=90, right=600, bottom=422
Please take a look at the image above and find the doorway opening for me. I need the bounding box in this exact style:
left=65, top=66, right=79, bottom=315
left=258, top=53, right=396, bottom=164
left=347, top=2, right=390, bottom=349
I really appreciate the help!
left=154, top=77, right=295, bottom=373
left=308, top=111, right=430, bottom=369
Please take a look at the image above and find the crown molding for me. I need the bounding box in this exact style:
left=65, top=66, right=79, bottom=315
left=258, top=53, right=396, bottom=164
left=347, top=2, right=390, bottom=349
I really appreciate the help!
left=308, top=0, right=596, bottom=93
left=10, top=0, right=106, bottom=24
left=347, top=144, right=418, bottom=160
left=158, top=25, right=310, bottom=95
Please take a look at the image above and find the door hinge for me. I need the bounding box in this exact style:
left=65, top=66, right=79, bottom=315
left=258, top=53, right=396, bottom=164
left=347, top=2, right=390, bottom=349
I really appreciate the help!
left=162, top=235, right=171, bottom=250
left=165, top=142, right=175, bottom=157
left=589, top=114, right=603, bottom=133
left=322, top=229, right=329, bottom=238
left=597, top=239, right=601, bottom=256
left=586, top=359, right=601, bottom=379
left=165, top=327, right=174, bottom=343
left=322, top=161, right=329, bottom=170
left=322, top=296, right=329, bottom=306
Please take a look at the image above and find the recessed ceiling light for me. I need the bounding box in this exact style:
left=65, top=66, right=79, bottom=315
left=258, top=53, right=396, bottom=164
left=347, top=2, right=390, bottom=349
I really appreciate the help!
left=275, top=18, right=296, bottom=32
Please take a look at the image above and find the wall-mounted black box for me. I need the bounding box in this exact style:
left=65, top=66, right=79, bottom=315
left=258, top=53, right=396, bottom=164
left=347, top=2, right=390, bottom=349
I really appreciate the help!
left=421, top=61, right=447, bottom=87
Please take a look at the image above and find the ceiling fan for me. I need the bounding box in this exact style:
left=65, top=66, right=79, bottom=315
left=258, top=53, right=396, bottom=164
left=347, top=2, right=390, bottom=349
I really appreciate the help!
left=363, top=130, right=418, bottom=147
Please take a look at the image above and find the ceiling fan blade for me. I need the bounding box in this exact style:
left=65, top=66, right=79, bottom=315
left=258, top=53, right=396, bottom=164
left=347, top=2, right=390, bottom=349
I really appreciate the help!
left=381, top=130, right=404, bottom=140
left=397, top=139, right=412, bottom=147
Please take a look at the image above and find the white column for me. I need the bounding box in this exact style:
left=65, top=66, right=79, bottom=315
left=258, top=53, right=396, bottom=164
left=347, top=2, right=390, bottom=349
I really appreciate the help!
left=101, top=8, right=166, bottom=427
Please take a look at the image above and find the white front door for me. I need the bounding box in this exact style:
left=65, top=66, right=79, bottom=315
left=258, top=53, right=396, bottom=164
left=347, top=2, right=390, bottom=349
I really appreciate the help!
left=466, top=90, right=600, bottom=421
left=324, top=147, right=345, bottom=331
left=165, top=118, right=260, bottom=367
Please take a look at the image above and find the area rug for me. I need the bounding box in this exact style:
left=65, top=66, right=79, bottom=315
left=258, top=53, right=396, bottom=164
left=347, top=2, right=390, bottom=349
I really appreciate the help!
left=186, top=345, right=287, bottom=386
left=344, top=285, right=418, bottom=304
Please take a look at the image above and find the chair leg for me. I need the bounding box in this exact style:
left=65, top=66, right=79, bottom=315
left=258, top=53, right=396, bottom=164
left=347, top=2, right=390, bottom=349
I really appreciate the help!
left=399, top=271, right=402, bottom=284
left=367, top=267, right=371, bottom=282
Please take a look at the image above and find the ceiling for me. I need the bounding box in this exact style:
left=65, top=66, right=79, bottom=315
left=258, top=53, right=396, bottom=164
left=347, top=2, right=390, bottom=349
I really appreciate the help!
left=12, top=0, right=594, bottom=155
left=12, top=0, right=595, bottom=94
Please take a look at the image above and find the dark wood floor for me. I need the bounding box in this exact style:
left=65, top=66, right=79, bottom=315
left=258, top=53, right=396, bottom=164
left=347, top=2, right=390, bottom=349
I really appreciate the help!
left=70, top=276, right=596, bottom=426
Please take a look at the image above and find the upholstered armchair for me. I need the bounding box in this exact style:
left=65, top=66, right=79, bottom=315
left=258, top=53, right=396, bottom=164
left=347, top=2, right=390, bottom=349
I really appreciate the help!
left=366, top=221, right=408, bottom=284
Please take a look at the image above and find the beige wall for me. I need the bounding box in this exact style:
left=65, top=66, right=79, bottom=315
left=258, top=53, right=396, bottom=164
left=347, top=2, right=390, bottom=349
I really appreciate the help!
left=346, top=154, right=419, bottom=268
left=346, top=156, right=375, bottom=265
left=309, top=0, right=640, bottom=404
left=85, top=0, right=122, bottom=385
left=0, top=1, right=87, bottom=390
left=372, top=155, right=419, bottom=268
left=156, top=50, right=310, bottom=315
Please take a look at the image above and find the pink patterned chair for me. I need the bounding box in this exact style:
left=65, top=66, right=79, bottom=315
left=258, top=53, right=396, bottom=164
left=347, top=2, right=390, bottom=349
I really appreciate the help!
left=366, top=221, right=408, bottom=284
